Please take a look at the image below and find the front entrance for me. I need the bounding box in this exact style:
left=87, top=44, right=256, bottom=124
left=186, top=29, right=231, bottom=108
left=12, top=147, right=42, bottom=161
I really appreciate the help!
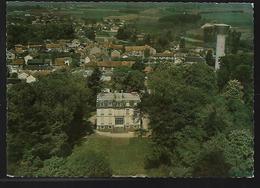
left=113, top=126, right=126, bottom=133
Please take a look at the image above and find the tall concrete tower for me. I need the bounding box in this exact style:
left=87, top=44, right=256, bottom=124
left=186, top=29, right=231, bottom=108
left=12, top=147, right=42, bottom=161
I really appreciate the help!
left=201, top=23, right=231, bottom=70
left=214, top=24, right=230, bottom=70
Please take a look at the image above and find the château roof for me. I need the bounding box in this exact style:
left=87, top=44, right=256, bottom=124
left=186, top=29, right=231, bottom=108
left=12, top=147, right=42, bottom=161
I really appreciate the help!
left=97, top=92, right=141, bottom=101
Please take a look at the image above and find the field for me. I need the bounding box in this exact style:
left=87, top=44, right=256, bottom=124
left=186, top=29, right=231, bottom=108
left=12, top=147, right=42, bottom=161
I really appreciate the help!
left=200, top=12, right=253, bottom=27
left=7, top=2, right=254, bottom=38
left=76, top=134, right=155, bottom=176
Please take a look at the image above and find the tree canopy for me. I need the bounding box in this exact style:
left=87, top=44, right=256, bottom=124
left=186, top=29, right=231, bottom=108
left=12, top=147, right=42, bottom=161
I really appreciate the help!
left=7, top=71, right=95, bottom=176
left=142, top=61, right=253, bottom=177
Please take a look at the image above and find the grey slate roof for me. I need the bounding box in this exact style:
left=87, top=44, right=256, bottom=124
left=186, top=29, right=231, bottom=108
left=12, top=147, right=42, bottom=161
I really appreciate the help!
left=97, top=92, right=140, bottom=101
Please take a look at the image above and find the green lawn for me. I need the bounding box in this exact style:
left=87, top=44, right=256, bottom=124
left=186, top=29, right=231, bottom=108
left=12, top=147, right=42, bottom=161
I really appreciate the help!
left=77, top=134, right=154, bottom=176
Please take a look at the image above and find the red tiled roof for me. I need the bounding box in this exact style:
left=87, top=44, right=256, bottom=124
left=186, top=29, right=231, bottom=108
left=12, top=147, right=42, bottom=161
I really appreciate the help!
left=46, top=43, right=62, bottom=49
left=86, top=61, right=135, bottom=68
left=153, top=53, right=175, bottom=57
left=109, top=44, right=124, bottom=50
left=11, top=59, right=25, bottom=65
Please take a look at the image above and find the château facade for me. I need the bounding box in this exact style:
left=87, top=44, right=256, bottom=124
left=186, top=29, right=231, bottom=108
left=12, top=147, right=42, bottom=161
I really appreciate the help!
left=96, top=92, right=141, bottom=133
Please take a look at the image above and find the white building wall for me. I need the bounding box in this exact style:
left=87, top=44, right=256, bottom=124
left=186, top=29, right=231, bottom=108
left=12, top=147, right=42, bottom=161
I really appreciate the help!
left=215, top=34, right=226, bottom=70
left=96, top=108, right=140, bottom=128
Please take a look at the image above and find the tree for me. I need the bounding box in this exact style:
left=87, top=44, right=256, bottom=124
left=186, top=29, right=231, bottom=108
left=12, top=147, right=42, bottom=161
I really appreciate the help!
left=143, top=34, right=152, bottom=45
left=217, top=53, right=253, bottom=107
left=192, top=150, right=231, bottom=177
left=179, top=37, right=185, bottom=49
left=36, top=156, right=67, bottom=177
left=112, top=67, right=145, bottom=92
left=132, top=59, right=145, bottom=72
left=7, top=72, right=94, bottom=176
left=10, top=72, right=18, bottom=78
left=87, top=67, right=102, bottom=97
left=227, top=29, right=241, bottom=54
left=85, top=27, right=96, bottom=41
left=135, top=128, right=148, bottom=138
left=142, top=63, right=217, bottom=150
left=64, top=148, right=112, bottom=177
left=116, top=25, right=137, bottom=41
left=224, top=129, right=254, bottom=177
left=223, top=80, right=244, bottom=101
left=144, top=48, right=150, bottom=59
left=202, top=129, right=254, bottom=177
left=205, top=49, right=215, bottom=67
left=203, top=26, right=216, bottom=43
left=158, top=13, right=201, bottom=25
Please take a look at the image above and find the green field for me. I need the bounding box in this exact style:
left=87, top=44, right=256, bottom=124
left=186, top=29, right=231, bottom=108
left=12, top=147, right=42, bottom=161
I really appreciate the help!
left=201, top=12, right=253, bottom=27
left=77, top=134, right=154, bottom=176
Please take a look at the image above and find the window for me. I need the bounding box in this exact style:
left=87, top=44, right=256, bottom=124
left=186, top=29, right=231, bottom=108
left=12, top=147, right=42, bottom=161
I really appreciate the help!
left=126, top=109, right=129, bottom=115
left=115, top=117, right=124, bottom=125
left=108, top=126, right=112, bottom=129
left=108, top=109, right=112, bottom=115
left=101, top=126, right=104, bottom=129
left=100, top=109, right=104, bottom=115
left=126, top=125, right=130, bottom=128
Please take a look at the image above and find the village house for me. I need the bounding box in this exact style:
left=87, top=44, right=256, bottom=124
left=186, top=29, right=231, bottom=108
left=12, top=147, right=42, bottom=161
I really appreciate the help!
left=96, top=92, right=141, bottom=133
left=151, top=52, right=175, bottom=62
left=24, top=54, right=33, bottom=64
left=108, top=43, right=124, bottom=51
left=10, top=58, right=25, bottom=72
left=85, top=61, right=135, bottom=71
left=26, top=75, right=36, bottom=83
left=45, top=43, right=64, bottom=52
left=89, top=46, right=102, bottom=56
left=67, top=39, right=81, bottom=48
left=111, top=50, right=121, bottom=59
left=54, top=57, right=72, bottom=67
left=6, top=50, right=16, bottom=60
left=100, top=74, right=112, bottom=82
left=26, top=44, right=43, bottom=52
left=174, top=52, right=187, bottom=64
left=80, top=56, right=91, bottom=65
left=144, top=66, right=153, bottom=74
left=95, top=36, right=115, bottom=44
left=184, top=55, right=206, bottom=64
left=136, top=34, right=145, bottom=41
left=83, top=69, right=94, bottom=77
left=24, top=59, right=52, bottom=71
left=125, top=45, right=156, bottom=57
left=14, top=44, right=25, bottom=54
left=18, top=72, right=29, bottom=80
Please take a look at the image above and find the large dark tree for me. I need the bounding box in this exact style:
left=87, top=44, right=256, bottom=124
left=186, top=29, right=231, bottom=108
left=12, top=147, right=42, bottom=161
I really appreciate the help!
left=112, top=67, right=145, bottom=92
left=85, top=27, right=96, bottom=41
left=192, top=150, right=231, bottom=177
left=217, top=53, right=253, bottom=107
left=87, top=67, right=102, bottom=97
left=205, top=49, right=215, bottom=67
left=7, top=71, right=94, bottom=176
left=226, top=29, right=242, bottom=54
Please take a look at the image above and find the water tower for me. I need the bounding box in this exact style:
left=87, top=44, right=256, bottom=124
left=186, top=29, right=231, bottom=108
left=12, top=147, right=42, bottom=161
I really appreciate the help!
left=201, top=23, right=231, bottom=70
